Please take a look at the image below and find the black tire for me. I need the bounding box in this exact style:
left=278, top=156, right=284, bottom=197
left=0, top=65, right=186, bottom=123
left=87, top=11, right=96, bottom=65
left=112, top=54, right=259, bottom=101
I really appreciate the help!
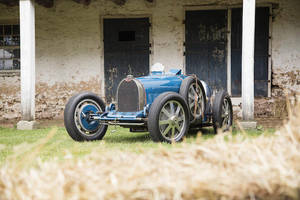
left=179, top=76, right=206, bottom=124
left=212, top=90, right=233, bottom=134
left=148, top=92, right=190, bottom=143
left=64, top=92, right=108, bottom=141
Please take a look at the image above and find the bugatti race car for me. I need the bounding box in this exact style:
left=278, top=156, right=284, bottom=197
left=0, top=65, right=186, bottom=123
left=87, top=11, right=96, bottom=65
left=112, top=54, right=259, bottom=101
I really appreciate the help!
left=64, top=64, right=233, bottom=143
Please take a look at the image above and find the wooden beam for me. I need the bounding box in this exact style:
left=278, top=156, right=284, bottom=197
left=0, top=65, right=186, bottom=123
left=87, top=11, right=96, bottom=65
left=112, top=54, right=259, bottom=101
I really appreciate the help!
left=0, top=0, right=18, bottom=7
left=72, top=0, right=91, bottom=6
left=0, top=0, right=54, bottom=8
left=35, top=0, right=54, bottom=8
left=0, top=0, right=154, bottom=7
left=111, top=0, right=126, bottom=6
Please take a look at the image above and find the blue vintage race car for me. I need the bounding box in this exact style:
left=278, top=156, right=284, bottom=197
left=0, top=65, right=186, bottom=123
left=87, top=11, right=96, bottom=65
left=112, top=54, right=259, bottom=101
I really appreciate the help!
left=64, top=65, right=233, bottom=143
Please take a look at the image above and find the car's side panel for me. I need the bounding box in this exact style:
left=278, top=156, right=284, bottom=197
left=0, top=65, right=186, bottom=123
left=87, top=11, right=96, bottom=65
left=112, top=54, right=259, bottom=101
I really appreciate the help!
left=136, top=75, right=186, bottom=104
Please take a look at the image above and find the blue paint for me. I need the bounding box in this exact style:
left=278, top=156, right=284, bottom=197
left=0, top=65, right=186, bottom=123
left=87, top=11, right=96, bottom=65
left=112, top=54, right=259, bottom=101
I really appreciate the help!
left=100, top=110, right=145, bottom=121
left=80, top=104, right=100, bottom=131
left=136, top=73, right=186, bottom=104
left=168, top=69, right=182, bottom=75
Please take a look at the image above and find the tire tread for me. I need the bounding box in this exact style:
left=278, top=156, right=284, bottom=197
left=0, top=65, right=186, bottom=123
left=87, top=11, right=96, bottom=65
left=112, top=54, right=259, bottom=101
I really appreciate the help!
left=148, top=92, right=190, bottom=143
left=64, top=92, right=108, bottom=141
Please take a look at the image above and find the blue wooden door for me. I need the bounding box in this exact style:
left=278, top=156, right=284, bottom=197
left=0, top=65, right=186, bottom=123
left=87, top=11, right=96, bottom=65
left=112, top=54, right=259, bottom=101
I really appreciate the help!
left=185, top=10, right=227, bottom=92
left=104, top=18, right=150, bottom=102
left=231, top=7, right=269, bottom=97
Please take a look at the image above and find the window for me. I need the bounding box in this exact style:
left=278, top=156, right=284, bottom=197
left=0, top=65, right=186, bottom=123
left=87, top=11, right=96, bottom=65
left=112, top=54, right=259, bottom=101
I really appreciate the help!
left=0, top=24, right=20, bottom=70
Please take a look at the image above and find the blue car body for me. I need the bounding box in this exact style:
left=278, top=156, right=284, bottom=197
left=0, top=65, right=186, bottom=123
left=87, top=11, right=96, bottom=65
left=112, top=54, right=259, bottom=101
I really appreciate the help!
left=93, top=69, right=213, bottom=127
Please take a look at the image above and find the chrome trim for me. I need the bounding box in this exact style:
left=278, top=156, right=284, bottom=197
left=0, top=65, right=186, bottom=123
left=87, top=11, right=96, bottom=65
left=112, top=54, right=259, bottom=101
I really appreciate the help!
left=109, top=122, right=145, bottom=126
left=103, top=122, right=146, bottom=126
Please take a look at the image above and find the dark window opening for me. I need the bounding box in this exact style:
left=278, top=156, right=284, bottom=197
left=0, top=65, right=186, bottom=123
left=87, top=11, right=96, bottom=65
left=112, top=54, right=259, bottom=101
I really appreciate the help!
left=118, top=31, right=135, bottom=41
left=0, top=24, right=20, bottom=70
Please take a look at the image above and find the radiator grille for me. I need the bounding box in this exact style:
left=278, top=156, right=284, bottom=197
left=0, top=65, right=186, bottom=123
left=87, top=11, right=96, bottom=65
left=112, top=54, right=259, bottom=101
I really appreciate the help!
left=117, top=79, right=140, bottom=112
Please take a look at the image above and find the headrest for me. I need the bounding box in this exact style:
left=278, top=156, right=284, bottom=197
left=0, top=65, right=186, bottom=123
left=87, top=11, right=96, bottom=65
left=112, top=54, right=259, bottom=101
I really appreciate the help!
left=151, top=63, right=165, bottom=73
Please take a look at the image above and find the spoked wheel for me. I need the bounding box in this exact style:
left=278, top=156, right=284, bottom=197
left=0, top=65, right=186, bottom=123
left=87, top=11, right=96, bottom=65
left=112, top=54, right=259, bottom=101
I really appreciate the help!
left=148, top=92, right=190, bottom=143
left=221, top=98, right=232, bottom=128
left=188, top=82, right=205, bottom=120
left=159, top=100, right=186, bottom=140
left=212, top=90, right=233, bottom=133
left=180, top=76, right=206, bottom=123
left=64, top=92, right=108, bottom=141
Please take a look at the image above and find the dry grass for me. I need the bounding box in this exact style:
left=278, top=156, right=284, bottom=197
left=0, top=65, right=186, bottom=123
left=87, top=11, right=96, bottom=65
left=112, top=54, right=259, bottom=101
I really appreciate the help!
left=0, top=103, right=300, bottom=199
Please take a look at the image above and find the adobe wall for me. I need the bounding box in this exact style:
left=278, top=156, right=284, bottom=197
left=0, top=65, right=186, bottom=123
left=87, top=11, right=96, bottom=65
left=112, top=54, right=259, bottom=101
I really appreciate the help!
left=0, top=0, right=299, bottom=121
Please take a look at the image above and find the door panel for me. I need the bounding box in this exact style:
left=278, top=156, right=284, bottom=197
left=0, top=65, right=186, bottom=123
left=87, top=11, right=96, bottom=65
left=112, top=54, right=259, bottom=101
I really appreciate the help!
left=104, top=18, right=149, bottom=102
left=231, top=7, right=269, bottom=97
left=185, top=10, right=227, bottom=92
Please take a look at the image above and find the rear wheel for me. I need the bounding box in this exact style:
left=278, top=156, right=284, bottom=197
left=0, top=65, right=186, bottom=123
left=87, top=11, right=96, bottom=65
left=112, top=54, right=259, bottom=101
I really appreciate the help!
left=64, top=92, right=108, bottom=141
left=148, top=92, right=190, bottom=143
left=212, top=90, right=233, bottom=133
left=180, top=76, right=206, bottom=124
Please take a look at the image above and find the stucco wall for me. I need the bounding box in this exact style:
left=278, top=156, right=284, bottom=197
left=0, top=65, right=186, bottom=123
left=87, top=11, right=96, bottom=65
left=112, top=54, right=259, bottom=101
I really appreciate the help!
left=0, top=0, right=299, bottom=121
left=272, top=0, right=300, bottom=96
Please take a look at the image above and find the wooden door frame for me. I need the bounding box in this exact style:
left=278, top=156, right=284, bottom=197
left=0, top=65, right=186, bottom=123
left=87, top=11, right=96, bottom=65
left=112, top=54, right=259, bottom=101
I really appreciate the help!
left=99, top=15, right=153, bottom=100
left=183, top=4, right=273, bottom=104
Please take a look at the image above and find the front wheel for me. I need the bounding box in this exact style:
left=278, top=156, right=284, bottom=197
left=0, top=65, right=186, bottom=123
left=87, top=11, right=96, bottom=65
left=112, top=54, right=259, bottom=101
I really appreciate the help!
left=64, top=92, right=108, bottom=141
left=212, top=90, right=233, bottom=133
left=148, top=92, right=190, bottom=143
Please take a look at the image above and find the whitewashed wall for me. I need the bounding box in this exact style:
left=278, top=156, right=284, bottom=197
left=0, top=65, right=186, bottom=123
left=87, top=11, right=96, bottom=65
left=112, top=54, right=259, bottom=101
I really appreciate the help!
left=272, top=0, right=300, bottom=96
left=0, top=0, right=299, bottom=120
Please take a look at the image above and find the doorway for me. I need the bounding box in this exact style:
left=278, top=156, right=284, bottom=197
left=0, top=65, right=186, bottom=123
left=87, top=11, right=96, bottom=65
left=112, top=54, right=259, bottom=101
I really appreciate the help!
left=185, top=10, right=228, bottom=92
left=104, top=18, right=150, bottom=102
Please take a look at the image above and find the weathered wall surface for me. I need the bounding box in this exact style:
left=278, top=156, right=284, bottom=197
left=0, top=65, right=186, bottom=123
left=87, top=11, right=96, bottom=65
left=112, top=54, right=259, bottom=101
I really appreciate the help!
left=0, top=73, right=20, bottom=120
left=272, top=0, right=300, bottom=95
left=255, top=0, right=300, bottom=118
left=0, top=0, right=299, bottom=121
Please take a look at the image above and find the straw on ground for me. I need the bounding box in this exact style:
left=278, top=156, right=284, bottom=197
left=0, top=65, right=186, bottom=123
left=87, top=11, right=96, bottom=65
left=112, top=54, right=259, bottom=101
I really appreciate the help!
left=0, top=103, right=299, bottom=199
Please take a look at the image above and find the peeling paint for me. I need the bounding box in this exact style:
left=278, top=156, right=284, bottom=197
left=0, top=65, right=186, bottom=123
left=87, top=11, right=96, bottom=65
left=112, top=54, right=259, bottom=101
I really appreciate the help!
left=0, top=76, right=102, bottom=121
left=212, top=47, right=225, bottom=63
left=272, top=69, right=300, bottom=96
